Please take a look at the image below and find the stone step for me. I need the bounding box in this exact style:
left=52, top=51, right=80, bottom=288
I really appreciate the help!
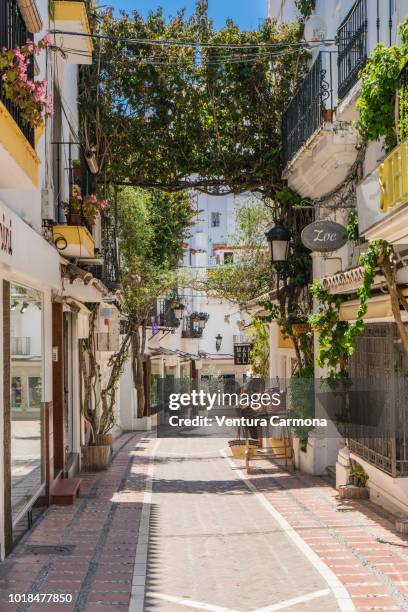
left=51, top=478, right=82, bottom=506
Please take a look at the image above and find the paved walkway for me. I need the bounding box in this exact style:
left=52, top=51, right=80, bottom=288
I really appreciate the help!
left=3, top=434, right=408, bottom=611
left=0, top=432, right=152, bottom=612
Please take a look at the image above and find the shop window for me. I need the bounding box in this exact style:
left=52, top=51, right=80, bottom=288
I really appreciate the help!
left=10, top=283, right=44, bottom=522
left=211, top=212, right=221, bottom=227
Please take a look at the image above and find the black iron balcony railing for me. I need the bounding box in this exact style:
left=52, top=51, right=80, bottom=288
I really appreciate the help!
left=282, top=52, right=335, bottom=168
left=0, top=0, right=34, bottom=146
left=337, top=0, right=367, bottom=100
left=11, top=336, right=31, bottom=355
left=182, top=315, right=203, bottom=339
left=150, top=299, right=179, bottom=330
left=53, top=141, right=95, bottom=227
left=88, top=214, right=120, bottom=290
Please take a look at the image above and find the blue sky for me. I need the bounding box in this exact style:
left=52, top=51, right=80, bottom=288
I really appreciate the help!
left=109, top=1, right=267, bottom=31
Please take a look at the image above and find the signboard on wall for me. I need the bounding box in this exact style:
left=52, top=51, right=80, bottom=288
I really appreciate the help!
left=234, top=344, right=252, bottom=365
left=301, top=220, right=347, bottom=252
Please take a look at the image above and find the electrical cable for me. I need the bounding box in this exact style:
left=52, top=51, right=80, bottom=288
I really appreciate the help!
left=49, top=28, right=336, bottom=50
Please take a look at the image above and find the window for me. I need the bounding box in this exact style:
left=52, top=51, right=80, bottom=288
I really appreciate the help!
left=11, top=377, right=22, bottom=409
left=28, top=376, right=42, bottom=409
left=224, top=252, right=234, bottom=264
left=211, top=212, right=221, bottom=227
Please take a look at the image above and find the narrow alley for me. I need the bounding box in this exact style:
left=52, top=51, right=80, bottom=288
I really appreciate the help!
left=3, top=433, right=408, bottom=611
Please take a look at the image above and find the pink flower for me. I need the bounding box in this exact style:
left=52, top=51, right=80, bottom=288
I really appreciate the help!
left=42, top=35, right=52, bottom=46
left=100, top=199, right=109, bottom=210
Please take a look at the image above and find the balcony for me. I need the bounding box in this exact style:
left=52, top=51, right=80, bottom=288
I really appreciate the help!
left=181, top=313, right=209, bottom=339
left=282, top=51, right=359, bottom=199
left=357, top=138, right=408, bottom=244
left=150, top=299, right=179, bottom=332
left=0, top=0, right=39, bottom=188
left=86, top=214, right=120, bottom=291
left=11, top=337, right=31, bottom=356
left=51, top=1, right=93, bottom=65
left=51, top=142, right=96, bottom=259
left=337, top=0, right=368, bottom=101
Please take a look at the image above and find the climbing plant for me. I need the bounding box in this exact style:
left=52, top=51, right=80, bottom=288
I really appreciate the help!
left=309, top=239, right=408, bottom=379
left=357, top=18, right=408, bottom=149
left=345, top=209, right=359, bottom=243
left=79, top=1, right=307, bottom=197
left=249, top=318, right=270, bottom=380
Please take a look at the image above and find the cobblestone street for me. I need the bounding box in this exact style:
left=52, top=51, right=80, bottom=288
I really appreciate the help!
left=4, top=434, right=408, bottom=611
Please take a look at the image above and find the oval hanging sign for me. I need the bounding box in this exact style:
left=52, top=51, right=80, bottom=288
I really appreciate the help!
left=301, top=220, right=347, bottom=253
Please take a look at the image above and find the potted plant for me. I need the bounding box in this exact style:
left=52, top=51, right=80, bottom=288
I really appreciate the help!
left=72, top=159, right=81, bottom=179
left=63, top=188, right=108, bottom=227
left=191, top=312, right=200, bottom=322
left=63, top=186, right=83, bottom=225
left=348, top=465, right=369, bottom=488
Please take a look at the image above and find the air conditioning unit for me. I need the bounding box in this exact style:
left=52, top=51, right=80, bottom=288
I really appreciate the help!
left=41, top=188, right=56, bottom=221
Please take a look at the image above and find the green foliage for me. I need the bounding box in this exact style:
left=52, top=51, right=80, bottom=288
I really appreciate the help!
left=203, top=200, right=272, bottom=306
left=309, top=240, right=392, bottom=379
left=118, top=188, right=193, bottom=322
left=357, top=18, right=408, bottom=149
left=294, top=0, right=316, bottom=20
left=349, top=465, right=369, bottom=487
left=345, top=209, right=359, bottom=242
left=249, top=318, right=270, bottom=379
left=289, top=368, right=315, bottom=439
left=80, top=2, right=307, bottom=196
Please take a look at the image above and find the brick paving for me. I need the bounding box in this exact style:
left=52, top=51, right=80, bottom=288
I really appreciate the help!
left=0, top=432, right=153, bottom=612
left=5, top=435, right=408, bottom=611
left=242, top=455, right=408, bottom=611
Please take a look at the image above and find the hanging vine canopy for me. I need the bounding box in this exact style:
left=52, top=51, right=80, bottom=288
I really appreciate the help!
left=79, top=1, right=306, bottom=196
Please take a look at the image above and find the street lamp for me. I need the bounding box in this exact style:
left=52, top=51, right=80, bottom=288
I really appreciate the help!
left=265, top=222, right=291, bottom=268
left=215, top=333, right=223, bottom=352
left=173, top=303, right=185, bottom=321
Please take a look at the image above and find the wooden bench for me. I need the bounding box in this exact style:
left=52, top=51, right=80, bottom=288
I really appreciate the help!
left=51, top=478, right=82, bottom=506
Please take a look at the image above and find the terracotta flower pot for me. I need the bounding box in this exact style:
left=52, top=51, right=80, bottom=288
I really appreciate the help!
left=73, top=166, right=81, bottom=179
left=291, top=323, right=311, bottom=335
left=67, top=212, right=81, bottom=225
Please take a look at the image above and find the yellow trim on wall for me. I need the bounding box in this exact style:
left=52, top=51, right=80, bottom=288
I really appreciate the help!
left=54, top=1, right=93, bottom=52
left=52, top=225, right=95, bottom=257
left=0, top=101, right=40, bottom=188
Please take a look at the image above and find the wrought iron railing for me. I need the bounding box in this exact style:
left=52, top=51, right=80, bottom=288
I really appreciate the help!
left=337, top=0, right=367, bottom=100
left=11, top=336, right=31, bottom=355
left=52, top=142, right=95, bottom=227
left=282, top=52, right=335, bottom=167
left=88, top=213, right=120, bottom=290
left=348, top=324, right=408, bottom=478
left=150, top=299, right=179, bottom=330
left=182, top=315, right=203, bottom=339
left=0, top=0, right=34, bottom=146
